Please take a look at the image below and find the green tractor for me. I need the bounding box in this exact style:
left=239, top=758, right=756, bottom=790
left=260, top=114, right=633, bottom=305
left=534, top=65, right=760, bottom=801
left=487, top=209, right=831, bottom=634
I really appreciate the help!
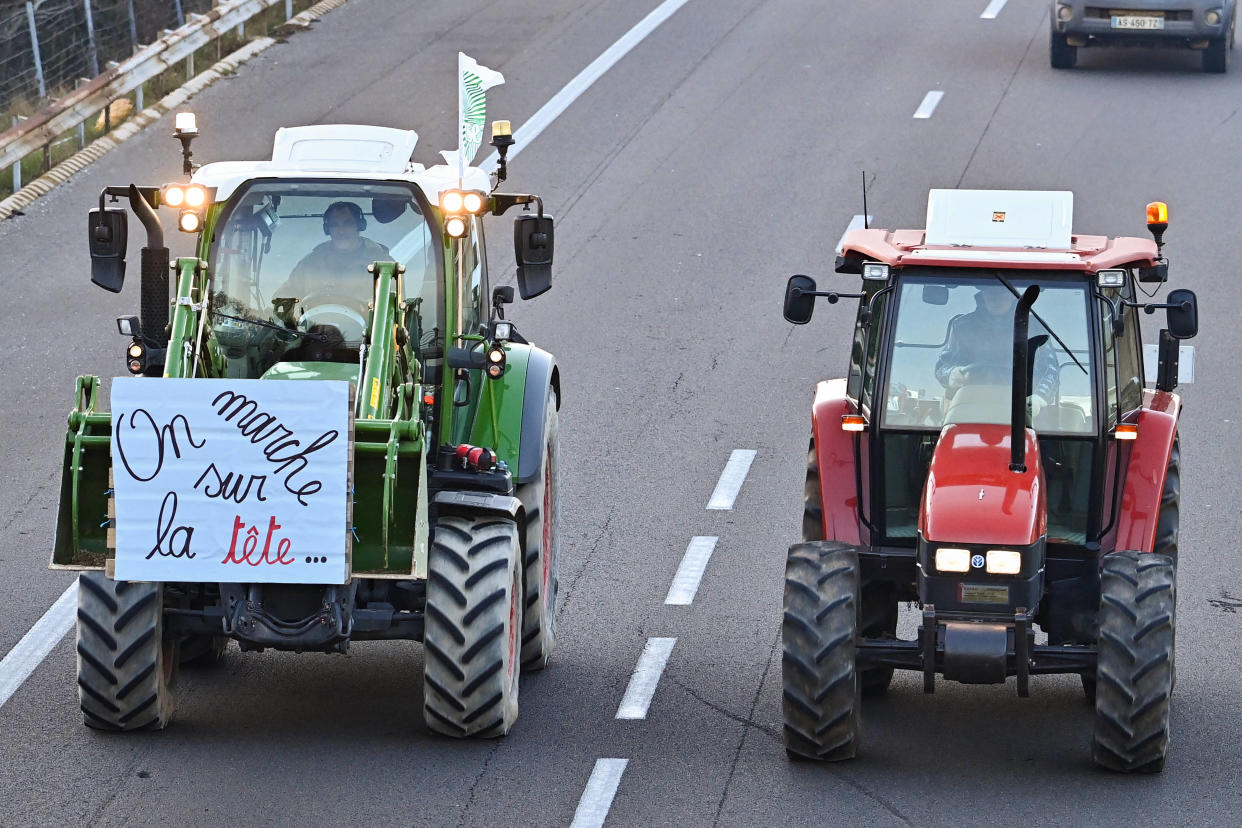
left=54, top=115, right=560, bottom=738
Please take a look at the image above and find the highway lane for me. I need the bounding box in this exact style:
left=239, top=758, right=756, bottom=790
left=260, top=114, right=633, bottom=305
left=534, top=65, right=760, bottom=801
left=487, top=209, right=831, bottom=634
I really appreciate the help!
left=2, top=0, right=1242, bottom=824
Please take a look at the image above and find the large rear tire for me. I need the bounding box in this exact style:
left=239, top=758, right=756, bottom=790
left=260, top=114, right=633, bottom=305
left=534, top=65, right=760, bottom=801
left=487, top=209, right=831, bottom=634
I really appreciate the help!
left=1091, top=551, right=1175, bottom=773
left=76, top=572, right=178, bottom=731
left=423, top=515, right=523, bottom=738
left=782, top=541, right=862, bottom=761
left=517, top=387, right=560, bottom=671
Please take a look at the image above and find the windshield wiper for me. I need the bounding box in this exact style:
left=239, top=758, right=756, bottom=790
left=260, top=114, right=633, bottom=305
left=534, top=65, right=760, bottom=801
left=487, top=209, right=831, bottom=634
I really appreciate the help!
left=211, top=311, right=328, bottom=342
left=992, top=272, right=1087, bottom=375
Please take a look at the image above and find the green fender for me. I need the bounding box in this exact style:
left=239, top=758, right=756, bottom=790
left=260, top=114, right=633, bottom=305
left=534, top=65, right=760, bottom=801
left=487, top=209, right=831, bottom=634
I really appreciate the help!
left=469, top=343, right=559, bottom=484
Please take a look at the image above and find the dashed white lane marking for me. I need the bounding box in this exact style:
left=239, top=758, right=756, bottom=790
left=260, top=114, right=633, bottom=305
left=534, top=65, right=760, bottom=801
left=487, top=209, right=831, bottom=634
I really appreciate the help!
left=913, top=90, right=945, bottom=119
left=706, top=449, right=757, bottom=510
left=981, top=0, right=1009, bottom=18
left=835, top=214, right=873, bottom=254
left=0, top=582, right=77, bottom=711
left=0, top=0, right=700, bottom=716
left=665, top=536, right=718, bottom=606
left=616, top=637, right=676, bottom=720
left=482, top=0, right=694, bottom=171
left=571, top=758, right=629, bottom=828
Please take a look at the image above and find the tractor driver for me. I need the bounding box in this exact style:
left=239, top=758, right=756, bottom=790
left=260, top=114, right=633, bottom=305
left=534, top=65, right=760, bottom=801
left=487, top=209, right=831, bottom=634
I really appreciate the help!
left=935, top=286, right=1059, bottom=417
left=272, top=201, right=391, bottom=314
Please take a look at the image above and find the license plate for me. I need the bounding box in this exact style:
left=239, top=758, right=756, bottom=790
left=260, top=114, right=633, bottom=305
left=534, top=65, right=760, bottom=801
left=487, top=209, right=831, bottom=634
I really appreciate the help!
left=1112, top=14, right=1164, bottom=30
left=960, top=583, right=1009, bottom=605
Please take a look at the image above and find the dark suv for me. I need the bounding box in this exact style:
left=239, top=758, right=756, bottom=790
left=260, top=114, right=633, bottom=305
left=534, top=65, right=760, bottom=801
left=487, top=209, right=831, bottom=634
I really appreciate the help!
left=1051, top=1, right=1236, bottom=72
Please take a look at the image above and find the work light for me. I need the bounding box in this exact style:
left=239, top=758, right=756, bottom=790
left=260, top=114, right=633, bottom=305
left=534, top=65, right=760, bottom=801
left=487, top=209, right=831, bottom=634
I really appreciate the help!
left=179, top=210, right=202, bottom=233
left=445, top=216, right=468, bottom=238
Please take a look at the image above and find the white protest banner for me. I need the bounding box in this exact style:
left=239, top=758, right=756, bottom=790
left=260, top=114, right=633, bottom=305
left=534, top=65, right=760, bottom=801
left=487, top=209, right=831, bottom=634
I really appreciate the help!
left=111, top=379, right=350, bottom=584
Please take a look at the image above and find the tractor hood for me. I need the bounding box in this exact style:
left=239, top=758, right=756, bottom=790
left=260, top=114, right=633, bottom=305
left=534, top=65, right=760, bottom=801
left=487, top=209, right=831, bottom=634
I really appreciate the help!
left=919, top=424, right=1046, bottom=546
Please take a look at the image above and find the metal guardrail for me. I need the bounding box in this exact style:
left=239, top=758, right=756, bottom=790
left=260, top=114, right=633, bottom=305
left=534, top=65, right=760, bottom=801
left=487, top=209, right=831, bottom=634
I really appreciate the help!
left=0, top=0, right=283, bottom=174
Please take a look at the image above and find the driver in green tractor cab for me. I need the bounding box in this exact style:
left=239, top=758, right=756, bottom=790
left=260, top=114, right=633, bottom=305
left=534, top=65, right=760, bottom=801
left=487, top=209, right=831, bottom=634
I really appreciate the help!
left=934, top=284, right=1060, bottom=420
left=272, top=200, right=391, bottom=313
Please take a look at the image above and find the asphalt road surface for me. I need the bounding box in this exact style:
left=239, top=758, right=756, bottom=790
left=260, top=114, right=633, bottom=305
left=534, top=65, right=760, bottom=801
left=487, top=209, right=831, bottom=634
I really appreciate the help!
left=2, top=0, right=1241, bottom=825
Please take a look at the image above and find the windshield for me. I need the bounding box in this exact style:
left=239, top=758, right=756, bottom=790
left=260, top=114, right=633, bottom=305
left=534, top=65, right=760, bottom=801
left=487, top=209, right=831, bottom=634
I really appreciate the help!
left=882, top=272, right=1095, bottom=435
left=209, top=180, right=440, bottom=376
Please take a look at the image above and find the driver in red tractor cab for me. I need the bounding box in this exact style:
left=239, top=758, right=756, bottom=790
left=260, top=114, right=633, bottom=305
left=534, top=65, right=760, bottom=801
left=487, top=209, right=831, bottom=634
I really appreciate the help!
left=273, top=200, right=391, bottom=309
left=934, top=284, right=1059, bottom=420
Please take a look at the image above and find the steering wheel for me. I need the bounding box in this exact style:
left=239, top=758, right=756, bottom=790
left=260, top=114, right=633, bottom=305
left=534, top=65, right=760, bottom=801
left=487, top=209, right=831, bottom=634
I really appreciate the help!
left=279, top=290, right=370, bottom=343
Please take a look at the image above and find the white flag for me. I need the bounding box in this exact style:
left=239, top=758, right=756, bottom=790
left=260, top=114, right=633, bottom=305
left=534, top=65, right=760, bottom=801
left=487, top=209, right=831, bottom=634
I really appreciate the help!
left=457, top=52, right=505, bottom=180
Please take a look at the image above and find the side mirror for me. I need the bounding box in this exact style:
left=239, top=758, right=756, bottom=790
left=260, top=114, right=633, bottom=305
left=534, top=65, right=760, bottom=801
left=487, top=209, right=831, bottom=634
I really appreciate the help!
left=921, top=284, right=949, bottom=305
left=514, top=214, right=554, bottom=299
left=88, top=207, right=127, bottom=292
left=783, top=274, right=817, bottom=324
left=1166, top=288, right=1197, bottom=339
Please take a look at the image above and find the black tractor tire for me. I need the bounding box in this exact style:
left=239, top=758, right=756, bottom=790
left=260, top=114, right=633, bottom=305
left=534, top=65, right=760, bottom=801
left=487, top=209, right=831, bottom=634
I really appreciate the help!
left=75, top=572, right=178, bottom=731
left=1091, top=551, right=1176, bottom=773
left=805, top=436, right=894, bottom=695
left=1051, top=33, right=1078, bottom=69
left=423, top=515, right=523, bottom=738
left=782, top=541, right=862, bottom=762
left=1204, top=37, right=1229, bottom=72
left=516, top=387, right=560, bottom=671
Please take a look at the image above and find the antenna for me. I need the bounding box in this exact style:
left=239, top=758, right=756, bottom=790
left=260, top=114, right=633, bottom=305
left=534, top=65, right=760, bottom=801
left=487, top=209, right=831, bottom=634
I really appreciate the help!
left=861, top=170, right=869, bottom=229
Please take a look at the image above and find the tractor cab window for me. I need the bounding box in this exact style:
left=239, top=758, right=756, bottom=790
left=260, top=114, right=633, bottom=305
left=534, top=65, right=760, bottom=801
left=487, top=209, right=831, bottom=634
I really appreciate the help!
left=876, top=271, right=1098, bottom=544
left=209, top=180, right=440, bottom=377
left=882, top=273, right=1095, bottom=435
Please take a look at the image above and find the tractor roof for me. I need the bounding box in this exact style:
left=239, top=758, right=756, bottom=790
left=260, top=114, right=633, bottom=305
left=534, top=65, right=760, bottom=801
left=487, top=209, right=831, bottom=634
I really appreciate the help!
left=189, top=124, right=491, bottom=203
left=840, top=189, right=1158, bottom=273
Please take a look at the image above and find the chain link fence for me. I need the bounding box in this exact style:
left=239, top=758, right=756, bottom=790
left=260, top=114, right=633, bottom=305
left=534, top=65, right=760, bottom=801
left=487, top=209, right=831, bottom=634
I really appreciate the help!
left=1, top=0, right=319, bottom=199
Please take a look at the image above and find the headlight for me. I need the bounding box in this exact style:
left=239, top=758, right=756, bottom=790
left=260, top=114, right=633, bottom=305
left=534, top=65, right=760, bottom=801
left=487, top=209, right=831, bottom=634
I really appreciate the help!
left=935, top=547, right=971, bottom=573
left=441, top=191, right=465, bottom=213
left=1057, top=4, right=1073, bottom=21
left=1206, top=9, right=1222, bottom=25
left=178, top=210, right=202, bottom=233
left=986, top=549, right=1022, bottom=575
left=462, top=191, right=486, bottom=213
left=444, top=216, right=468, bottom=238
left=163, top=185, right=185, bottom=207
left=183, top=185, right=207, bottom=207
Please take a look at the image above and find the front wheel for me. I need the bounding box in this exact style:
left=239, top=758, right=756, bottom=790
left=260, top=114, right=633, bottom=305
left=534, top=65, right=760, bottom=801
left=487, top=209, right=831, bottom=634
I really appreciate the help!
left=1204, top=37, right=1229, bottom=72
left=76, top=572, right=178, bottom=731
left=1051, top=33, right=1078, bottom=69
left=782, top=542, right=862, bottom=761
left=423, top=515, right=523, bottom=738
left=1091, top=551, right=1175, bottom=772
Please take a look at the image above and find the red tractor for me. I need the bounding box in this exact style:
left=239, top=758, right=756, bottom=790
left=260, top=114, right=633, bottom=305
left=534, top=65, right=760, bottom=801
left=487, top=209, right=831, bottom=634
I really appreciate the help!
left=781, top=190, right=1198, bottom=773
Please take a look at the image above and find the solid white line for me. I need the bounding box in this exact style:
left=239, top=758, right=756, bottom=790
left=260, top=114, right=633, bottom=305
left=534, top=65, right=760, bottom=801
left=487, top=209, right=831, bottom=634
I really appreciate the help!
left=707, top=449, right=757, bottom=510
left=482, top=0, right=694, bottom=171
left=616, top=637, right=676, bottom=719
left=981, top=0, right=1009, bottom=19
left=571, top=758, right=629, bottom=828
left=835, top=214, right=873, bottom=254
left=913, top=90, right=944, bottom=119
left=665, top=536, right=718, bottom=605
left=0, top=582, right=77, bottom=710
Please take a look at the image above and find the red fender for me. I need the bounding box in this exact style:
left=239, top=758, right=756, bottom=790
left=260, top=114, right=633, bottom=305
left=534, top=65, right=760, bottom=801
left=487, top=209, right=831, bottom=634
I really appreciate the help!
left=811, top=379, right=862, bottom=545
left=1113, top=390, right=1180, bottom=553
